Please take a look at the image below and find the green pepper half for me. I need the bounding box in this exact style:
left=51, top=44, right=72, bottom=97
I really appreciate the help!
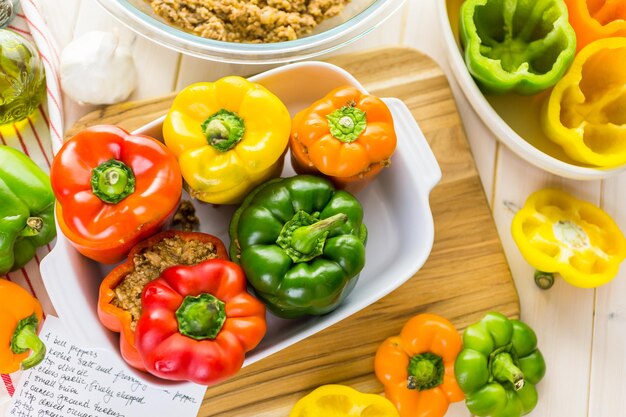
left=460, top=0, right=577, bottom=94
left=0, top=145, right=56, bottom=275
left=229, top=175, right=367, bottom=319
left=455, top=312, right=546, bottom=417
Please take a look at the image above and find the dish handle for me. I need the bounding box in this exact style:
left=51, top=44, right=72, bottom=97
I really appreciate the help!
left=384, top=98, right=442, bottom=193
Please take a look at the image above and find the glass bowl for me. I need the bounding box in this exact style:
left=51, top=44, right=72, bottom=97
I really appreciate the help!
left=94, top=0, right=406, bottom=64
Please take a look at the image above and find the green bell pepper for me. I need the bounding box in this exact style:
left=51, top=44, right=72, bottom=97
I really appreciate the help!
left=229, top=175, right=367, bottom=319
left=459, top=0, right=577, bottom=94
left=0, top=146, right=56, bottom=275
left=455, top=312, right=546, bottom=417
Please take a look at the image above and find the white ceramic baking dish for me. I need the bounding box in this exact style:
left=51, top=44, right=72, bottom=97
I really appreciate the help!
left=40, top=61, right=442, bottom=385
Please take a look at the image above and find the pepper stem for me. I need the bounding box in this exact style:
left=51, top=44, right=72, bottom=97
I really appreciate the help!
left=10, top=313, right=46, bottom=370
left=19, top=217, right=44, bottom=237
left=534, top=270, right=555, bottom=290
left=492, top=352, right=525, bottom=391
left=90, top=159, right=135, bottom=204
left=276, top=211, right=348, bottom=263
left=406, top=352, right=444, bottom=391
left=291, top=213, right=348, bottom=254
left=176, top=293, right=226, bottom=340
left=201, top=109, right=245, bottom=152
left=326, top=104, right=367, bottom=143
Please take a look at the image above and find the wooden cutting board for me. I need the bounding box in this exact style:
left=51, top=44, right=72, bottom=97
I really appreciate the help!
left=68, top=47, right=519, bottom=417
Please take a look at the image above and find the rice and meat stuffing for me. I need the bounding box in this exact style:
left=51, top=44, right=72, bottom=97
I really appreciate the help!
left=112, top=235, right=218, bottom=330
left=149, top=0, right=351, bottom=43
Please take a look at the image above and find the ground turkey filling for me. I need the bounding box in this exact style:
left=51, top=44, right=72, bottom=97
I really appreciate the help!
left=112, top=236, right=218, bottom=330
left=148, top=0, right=351, bottom=43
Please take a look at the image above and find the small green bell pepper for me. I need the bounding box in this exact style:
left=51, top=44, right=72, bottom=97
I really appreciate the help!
left=460, top=0, right=577, bottom=94
left=229, top=175, right=367, bottom=319
left=0, top=146, right=56, bottom=274
left=455, top=312, right=546, bottom=417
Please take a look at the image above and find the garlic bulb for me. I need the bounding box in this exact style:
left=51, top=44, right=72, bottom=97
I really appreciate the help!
left=60, top=31, right=138, bottom=105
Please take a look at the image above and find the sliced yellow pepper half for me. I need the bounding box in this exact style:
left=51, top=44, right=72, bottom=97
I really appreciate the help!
left=512, top=189, right=626, bottom=288
left=290, top=385, right=399, bottom=417
left=163, top=76, right=291, bottom=204
left=542, top=37, right=626, bottom=167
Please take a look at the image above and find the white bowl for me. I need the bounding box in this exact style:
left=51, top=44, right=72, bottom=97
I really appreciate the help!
left=438, top=0, right=626, bottom=180
left=40, top=61, right=442, bottom=386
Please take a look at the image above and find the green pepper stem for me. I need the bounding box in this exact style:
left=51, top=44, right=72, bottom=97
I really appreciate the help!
left=291, top=213, right=348, bottom=255
left=201, top=109, right=245, bottom=152
left=10, top=313, right=46, bottom=370
left=534, top=270, right=555, bottom=290
left=492, top=352, right=525, bottom=391
left=326, top=104, right=367, bottom=143
left=176, top=293, right=226, bottom=340
left=406, top=352, right=444, bottom=391
left=19, top=217, right=44, bottom=237
left=90, top=159, right=135, bottom=204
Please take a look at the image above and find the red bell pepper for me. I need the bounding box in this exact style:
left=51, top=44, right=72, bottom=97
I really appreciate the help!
left=97, top=230, right=229, bottom=371
left=51, top=125, right=182, bottom=264
left=135, top=259, right=267, bottom=384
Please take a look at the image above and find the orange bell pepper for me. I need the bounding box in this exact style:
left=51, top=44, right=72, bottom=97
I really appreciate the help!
left=0, top=279, right=45, bottom=373
left=565, top=0, right=626, bottom=50
left=375, top=314, right=464, bottom=417
left=290, top=86, right=397, bottom=194
left=97, top=230, right=228, bottom=370
left=50, top=125, right=183, bottom=264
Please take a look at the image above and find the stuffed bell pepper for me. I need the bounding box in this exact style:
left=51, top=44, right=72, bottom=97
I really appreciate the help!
left=51, top=125, right=182, bottom=264
left=290, top=86, right=396, bottom=193
left=162, top=76, right=291, bottom=205
left=0, top=145, right=56, bottom=275
left=512, top=189, right=626, bottom=288
left=375, top=314, right=464, bottom=417
left=455, top=312, right=546, bottom=417
left=0, top=279, right=46, bottom=373
left=135, top=259, right=266, bottom=384
left=565, top=0, right=626, bottom=50
left=98, top=230, right=228, bottom=370
left=229, top=175, right=367, bottom=318
left=460, top=0, right=577, bottom=94
left=542, top=37, right=626, bottom=167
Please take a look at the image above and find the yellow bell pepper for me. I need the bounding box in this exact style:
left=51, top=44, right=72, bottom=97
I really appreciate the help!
left=290, top=385, right=399, bottom=417
left=541, top=37, right=626, bottom=167
left=163, top=76, right=291, bottom=204
left=511, top=189, right=626, bottom=288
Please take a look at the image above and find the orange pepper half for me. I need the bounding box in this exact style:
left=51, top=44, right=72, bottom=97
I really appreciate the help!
left=0, top=279, right=45, bottom=373
left=290, top=86, right=397, bottom=194
left=565, top=0, right=626, bottom=50
left=375, top=314, right=464, bottom=417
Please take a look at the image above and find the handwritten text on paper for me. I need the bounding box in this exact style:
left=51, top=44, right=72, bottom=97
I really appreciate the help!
left=6, top=316, right=206, bottom=417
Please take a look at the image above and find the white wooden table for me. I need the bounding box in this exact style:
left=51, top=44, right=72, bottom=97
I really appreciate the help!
left=41, top=1, right=626, bottom=416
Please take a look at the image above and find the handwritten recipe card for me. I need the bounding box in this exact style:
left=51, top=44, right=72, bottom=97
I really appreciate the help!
left=6, top=316, right=206, bottom=417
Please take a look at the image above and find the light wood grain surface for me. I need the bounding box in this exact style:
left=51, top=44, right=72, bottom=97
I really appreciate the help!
left=41, top=1, right=626, bottom=417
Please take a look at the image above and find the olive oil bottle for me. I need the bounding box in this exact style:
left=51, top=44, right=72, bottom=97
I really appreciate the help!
left=0, top=29, right=46, bottom=125
left=0, top=0, right=16, bottom=27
